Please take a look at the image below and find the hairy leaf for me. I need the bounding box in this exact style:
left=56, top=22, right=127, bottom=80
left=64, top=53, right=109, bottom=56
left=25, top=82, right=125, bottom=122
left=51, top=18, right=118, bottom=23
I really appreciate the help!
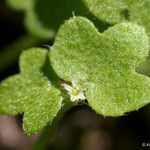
left=0, top=48, right=62, bottom=135
left=82, top=0, right=150, bottom=39
left=50, top=16, right=150, bottom=116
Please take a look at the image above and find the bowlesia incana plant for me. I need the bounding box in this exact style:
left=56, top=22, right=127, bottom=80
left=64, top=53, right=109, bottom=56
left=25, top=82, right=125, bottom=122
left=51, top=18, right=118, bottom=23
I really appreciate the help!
left=0, top=17, right=150, bottom=137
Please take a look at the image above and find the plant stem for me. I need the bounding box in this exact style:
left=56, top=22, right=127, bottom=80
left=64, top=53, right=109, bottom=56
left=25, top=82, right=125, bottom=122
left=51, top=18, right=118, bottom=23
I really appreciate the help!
left=33, top=99, right=76, bottom=150
left=0, top=34, right=41, bottom=71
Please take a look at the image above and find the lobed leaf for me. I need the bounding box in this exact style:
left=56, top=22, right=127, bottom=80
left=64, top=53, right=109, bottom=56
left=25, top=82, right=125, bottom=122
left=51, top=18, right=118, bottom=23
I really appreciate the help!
left=50, top=16, right=150, bottom=116
left=82, top=0, right=150, bottom=39
left=0, top=48, right=62, bottom=135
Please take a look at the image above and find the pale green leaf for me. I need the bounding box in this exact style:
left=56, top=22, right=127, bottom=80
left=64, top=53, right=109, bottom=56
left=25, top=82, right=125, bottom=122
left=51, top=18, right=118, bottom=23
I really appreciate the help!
left=82, top=0, right=150, bottom=39
left=0, top=48, right=62, bottom=135
left=50, top=16, right=150, bottom=116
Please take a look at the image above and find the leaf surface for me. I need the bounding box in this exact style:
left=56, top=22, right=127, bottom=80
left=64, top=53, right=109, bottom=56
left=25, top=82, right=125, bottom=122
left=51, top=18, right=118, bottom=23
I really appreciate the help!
left=82, top=0, right=150, bottom=39
left=50, top=16, right=150, bottom=116
left=0, top=48, right=62, bottom=135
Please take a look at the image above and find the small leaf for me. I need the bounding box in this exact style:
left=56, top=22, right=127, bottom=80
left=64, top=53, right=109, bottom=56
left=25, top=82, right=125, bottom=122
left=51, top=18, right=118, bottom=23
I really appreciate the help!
left=0, top=48, right=62, bottom=135
left=82, top=0, right=150, bottom=39
left=50, top=16, right=150, bottom=116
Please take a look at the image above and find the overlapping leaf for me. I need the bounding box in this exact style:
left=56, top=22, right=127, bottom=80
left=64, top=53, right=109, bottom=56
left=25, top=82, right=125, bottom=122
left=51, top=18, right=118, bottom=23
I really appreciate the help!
left=0, top=48, right=62, bottom=135
left=50, top=16, right=150, bottom=116
left=82, top=0, right=150, bottom=39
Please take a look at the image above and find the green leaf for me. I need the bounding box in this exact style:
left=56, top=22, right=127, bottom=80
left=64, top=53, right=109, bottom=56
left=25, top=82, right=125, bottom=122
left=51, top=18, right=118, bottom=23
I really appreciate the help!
left=50, top=16, right=150, bottom=116
left=82, top=0, right=150, bottom=39
left=0, top=48, right=62, bottom=135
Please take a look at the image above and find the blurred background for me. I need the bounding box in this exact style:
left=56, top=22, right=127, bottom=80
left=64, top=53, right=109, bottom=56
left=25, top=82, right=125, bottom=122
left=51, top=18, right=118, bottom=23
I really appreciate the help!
left=0, top=0, right=150, bottom=149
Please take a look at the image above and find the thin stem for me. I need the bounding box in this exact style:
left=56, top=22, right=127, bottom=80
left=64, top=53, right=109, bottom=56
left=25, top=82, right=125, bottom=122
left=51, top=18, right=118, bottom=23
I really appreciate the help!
left=0, top=34, right=41, bottom=71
